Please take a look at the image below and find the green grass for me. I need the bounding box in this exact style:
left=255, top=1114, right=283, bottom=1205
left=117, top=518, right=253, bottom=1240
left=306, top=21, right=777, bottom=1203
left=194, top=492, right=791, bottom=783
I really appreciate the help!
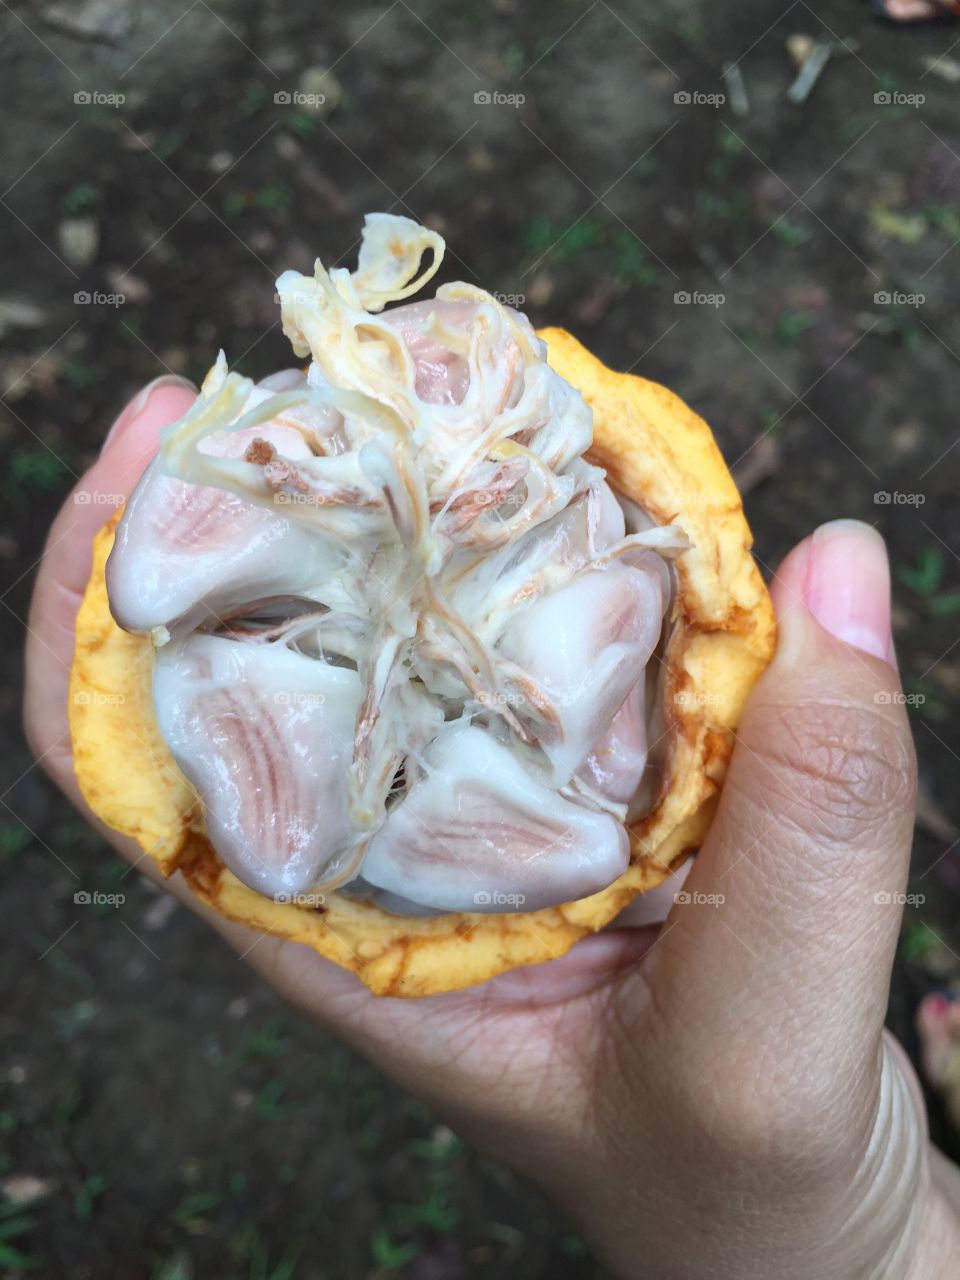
left=611, top=231, right=658, bottom=285
left=899, top=919, right=938, bottom=965
left=253, top=1078, right=301, bottom=1119
left=0, top=823, right=31, bottom=873
left=10, top=449, right=70, bottom=493
left=225, top=1018, right=291, bottom=1070
left=0, top=1198, right=42, bottom=1272
left=239, top=81, right=268, bottom=117
left=771, top=218, right=812, bottom=248
left=774, top=311, right=818, bottom=344
left=74, top=1173, right=107, bottom=1221
left=286, top=113, right=316, bottom=137
left=370, top=1226, right=417, bottom=1270
left=172, top=1190, right=224, bottom=1229
left=54, top=1079, right=84, bottom=1136
left=62, top=184, right=100, bottom=215
left=521, top=215, right=659, bottom=284
left=233, top=1224, right=305, bottom=1280
left=898, top=546, right=945, bottom=596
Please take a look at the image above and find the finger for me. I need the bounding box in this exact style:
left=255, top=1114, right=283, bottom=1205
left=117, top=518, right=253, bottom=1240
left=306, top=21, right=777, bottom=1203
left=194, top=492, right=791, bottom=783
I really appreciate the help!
left=639, top=520, right=916, bottom=1087
left=23, top=377, right=196, bottom=794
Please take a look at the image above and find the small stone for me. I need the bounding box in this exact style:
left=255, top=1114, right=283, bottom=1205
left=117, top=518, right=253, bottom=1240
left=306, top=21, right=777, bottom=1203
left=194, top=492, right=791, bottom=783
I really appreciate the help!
left=1, top=1174, right=54, bottom=1203
left=922, top=53, right=960, bottom=83
left=525, top=273, right=554, bottom=307
left=208, top=150, right=234, bottom=175
left=0, top=297, right=46, bottom=341
left=297, top=68, right=343, bottom=118
left=142, top=894, right=177, bottom=930
left=920, top=943, right=959, bottom=980
left=468, top=147, right=495, bottom=175
left=227, top=996, right=250, bottom=1020
left=42, top=0, right=132, bottom=43
left=786, top=34, right=816, bottom=69
left=58, top=217, right=99, bottom=270
left=105, top=267, right=151, bottom=305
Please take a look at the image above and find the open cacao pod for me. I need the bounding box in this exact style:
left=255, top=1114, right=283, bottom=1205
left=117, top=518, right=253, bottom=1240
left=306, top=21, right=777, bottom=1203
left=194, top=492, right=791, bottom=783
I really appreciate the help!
left=69, top=215, right=775, bottom=997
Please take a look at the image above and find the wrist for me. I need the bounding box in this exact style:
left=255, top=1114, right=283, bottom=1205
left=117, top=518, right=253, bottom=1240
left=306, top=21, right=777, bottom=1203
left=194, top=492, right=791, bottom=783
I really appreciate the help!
left=904, top=1148, right=960, bottom=1280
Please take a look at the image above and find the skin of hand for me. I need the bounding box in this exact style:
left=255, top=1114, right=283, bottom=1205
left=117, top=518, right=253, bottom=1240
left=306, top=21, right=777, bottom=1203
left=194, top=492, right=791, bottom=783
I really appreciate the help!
left=23, top=382, right=960, bottom=1279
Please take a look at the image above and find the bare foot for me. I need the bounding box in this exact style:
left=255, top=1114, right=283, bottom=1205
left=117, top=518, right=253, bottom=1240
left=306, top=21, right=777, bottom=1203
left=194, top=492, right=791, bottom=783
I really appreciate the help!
left=874, top=0, right=956, bottom=20
left=916, top=993, right=960, bottom=1131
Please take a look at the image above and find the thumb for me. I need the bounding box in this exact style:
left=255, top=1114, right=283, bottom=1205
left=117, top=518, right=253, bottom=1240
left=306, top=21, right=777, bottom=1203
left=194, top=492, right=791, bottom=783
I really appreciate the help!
left=644, top=520, right=916, bottom=1085
left=23, top=377, right=196, bottom=790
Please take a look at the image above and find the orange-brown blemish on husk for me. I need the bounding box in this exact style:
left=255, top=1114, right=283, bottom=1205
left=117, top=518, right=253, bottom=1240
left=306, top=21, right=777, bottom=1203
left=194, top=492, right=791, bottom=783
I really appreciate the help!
left=69, top=327, right=775, bottom=997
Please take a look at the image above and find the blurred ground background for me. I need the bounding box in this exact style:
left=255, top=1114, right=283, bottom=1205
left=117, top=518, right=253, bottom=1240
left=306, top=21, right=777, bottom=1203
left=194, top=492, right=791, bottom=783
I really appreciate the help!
left=2, top=0, right=960, bottom=1276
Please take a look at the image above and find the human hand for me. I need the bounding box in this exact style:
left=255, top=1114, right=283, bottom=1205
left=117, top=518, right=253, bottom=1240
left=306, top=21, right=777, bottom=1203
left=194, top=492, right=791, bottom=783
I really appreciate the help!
left=24, top=382, right=960, bottom=1279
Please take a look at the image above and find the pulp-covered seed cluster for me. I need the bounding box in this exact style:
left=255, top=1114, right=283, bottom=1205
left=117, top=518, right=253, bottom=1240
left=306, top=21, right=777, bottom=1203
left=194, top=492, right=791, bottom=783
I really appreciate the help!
left=107, top=214, right=687, bottom=914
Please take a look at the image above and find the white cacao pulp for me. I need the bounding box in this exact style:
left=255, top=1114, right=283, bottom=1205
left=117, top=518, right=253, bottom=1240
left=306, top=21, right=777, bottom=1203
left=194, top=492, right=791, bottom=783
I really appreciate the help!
left=107, top=214, right=687, bottom=914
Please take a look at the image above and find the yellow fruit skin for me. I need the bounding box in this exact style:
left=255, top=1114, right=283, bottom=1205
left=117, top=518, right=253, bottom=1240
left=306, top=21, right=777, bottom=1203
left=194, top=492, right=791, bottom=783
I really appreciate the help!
left=69, top=328, right=776, bottom=997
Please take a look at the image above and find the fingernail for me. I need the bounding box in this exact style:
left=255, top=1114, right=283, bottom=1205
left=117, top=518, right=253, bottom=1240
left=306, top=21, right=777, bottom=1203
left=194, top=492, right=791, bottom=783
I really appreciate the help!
left=101, top=375, right=195, bottom=455
left=803, top=519, right=895, bottom=665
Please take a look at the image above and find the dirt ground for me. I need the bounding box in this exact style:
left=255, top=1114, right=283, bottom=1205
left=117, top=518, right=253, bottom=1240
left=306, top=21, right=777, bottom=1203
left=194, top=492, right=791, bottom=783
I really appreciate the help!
left=2, top=0, right=960, bottom=1276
